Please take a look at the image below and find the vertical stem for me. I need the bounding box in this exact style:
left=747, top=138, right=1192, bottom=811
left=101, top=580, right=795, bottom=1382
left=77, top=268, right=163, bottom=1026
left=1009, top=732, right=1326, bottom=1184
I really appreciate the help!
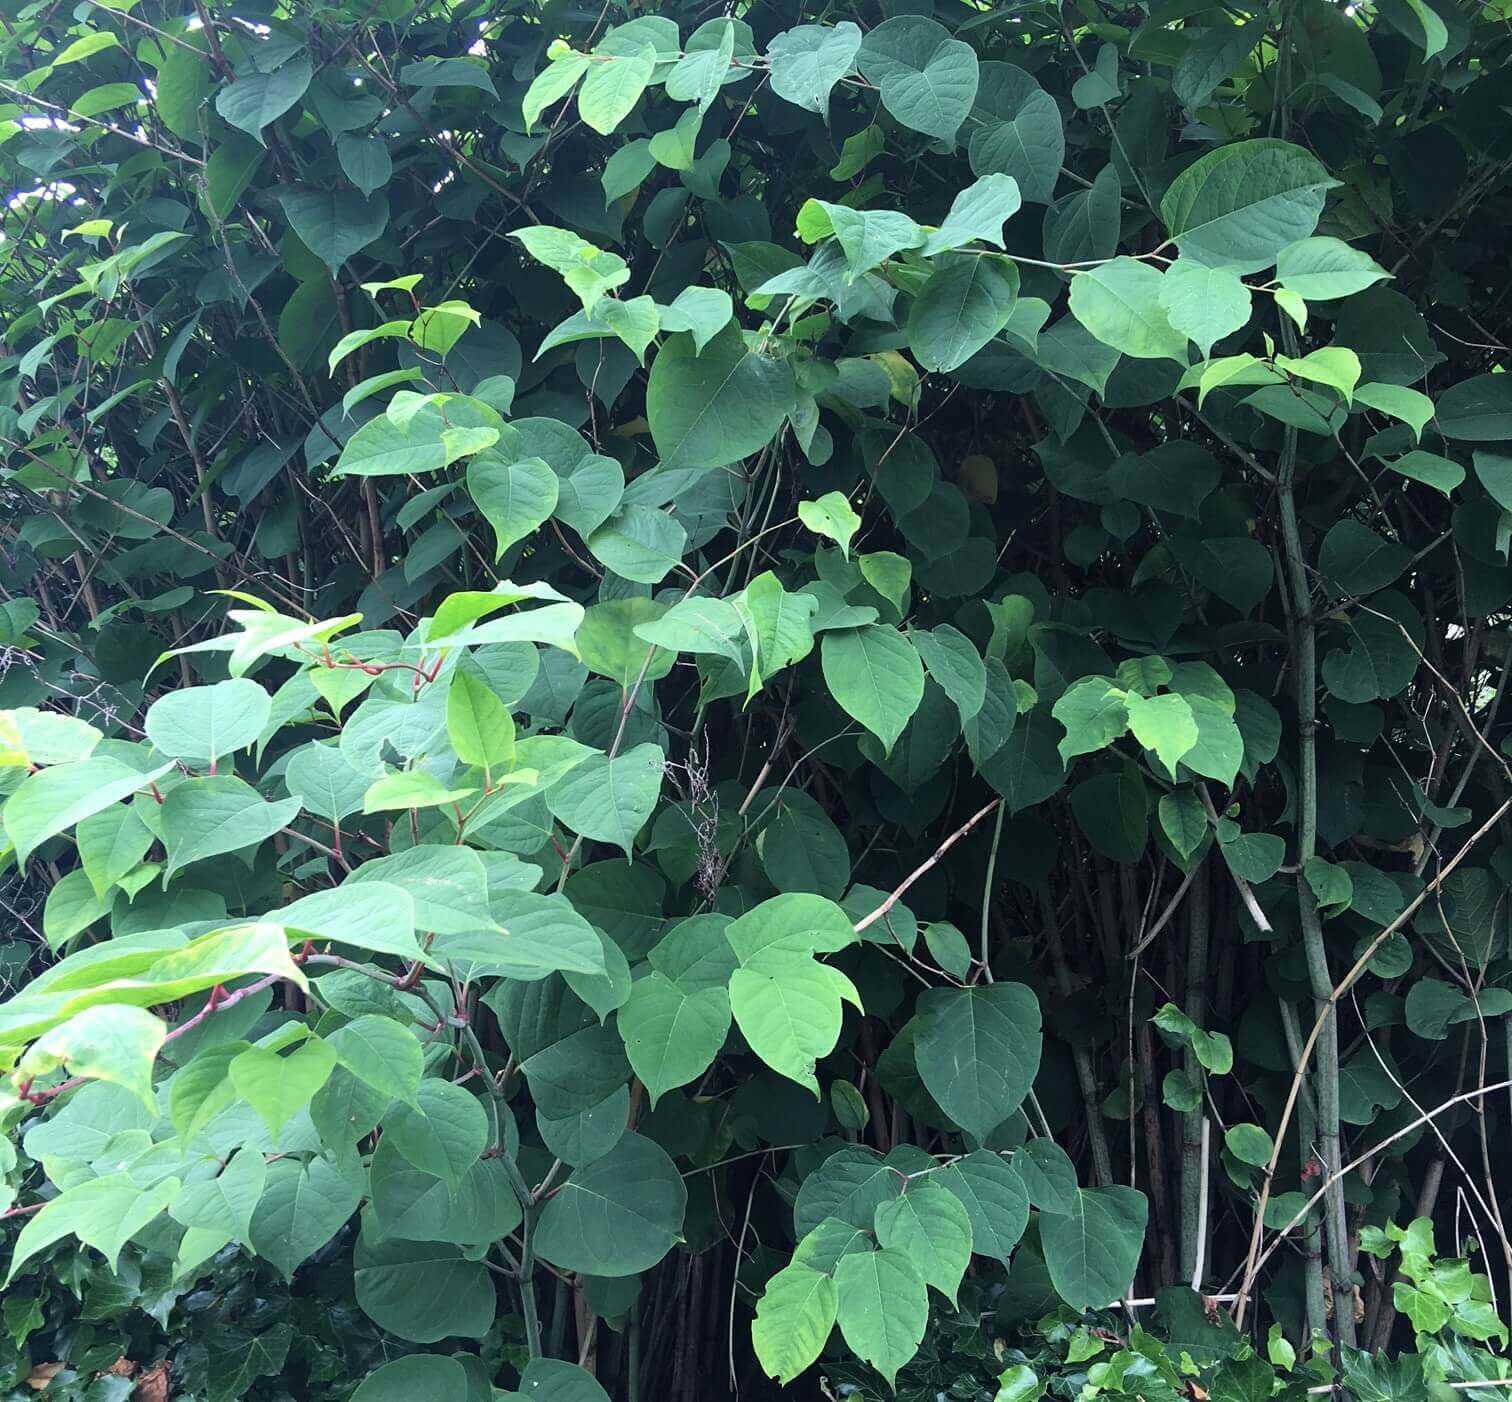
left=1276, top=413, right=1356, bottom=1349
left=1279, top=998, right=1329, bottom=1341
left=1180, top=862, right=1210, bottom=1285
left=1040, top=885, right=1114, bottom=1186
left=980, top=802, right=1005, bottom=977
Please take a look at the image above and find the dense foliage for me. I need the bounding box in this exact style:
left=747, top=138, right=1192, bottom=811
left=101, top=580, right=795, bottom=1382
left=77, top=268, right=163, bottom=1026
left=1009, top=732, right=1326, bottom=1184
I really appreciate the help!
left=0, top=0, right=1510, bottom=1395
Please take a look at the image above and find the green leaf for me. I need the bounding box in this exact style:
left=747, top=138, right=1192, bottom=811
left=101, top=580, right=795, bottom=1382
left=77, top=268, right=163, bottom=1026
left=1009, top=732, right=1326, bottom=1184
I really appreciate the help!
left=354, top=1235, right=494, bottom=1342
left=820, top=625, right=926, bottom=755
left=230, top=1037, right=337, bottom=1140
left=517, top=1360, right=613, bottom=1402
left=767, top=22, right=862, bottom=115
left=17, top=1004, right=164, bottom=1111
left=4, top=756, right=175, bottom=872
left=1354, top=383, right=1433, bottom=440
left=1153, top=1003, right=1234, bottom=1074
left=1318, top=519, right=1411, bottom=595
left=1437, top=375, right=1512, bottom=441
left=534, top=1132, right=687, bottom=1276
left=1224, top=1122, right=1274, bottom=1167
left=832, top=1247, right=929, bottom=1387
left=1173, top=16, right=1264, bottom=110
left=1069, top=259, right=1189, bottom=362
left=161, top=776, right=302, bottom=881
left=383, top=1079, right=488, bottom=1187
left=798, top=491, right=862, bottom=558
left=934, top=1150, right=1029, bottom=1260
left=351, top=1357, right=468, bottom=1402
left=1040, top=1185, right=1148, bottom=1310
left=736, top=573, right=818, bottom=698
left=909, top=256, right=1020, bottom=373
left=914, top=983, right=1042, bottom=1140
left=215, top=58, right=312, bottom=143
left=325, top=1015, right=423, bottom=1104
left=730, top=957, right=858, bottom=1094
left=753, top=1261, right=838, bottom=1384
left=545, top=742, right=664, bottom=856
left=1474, top=450, right=1512, bottom=513
left=619, top=971, right=731, bottom=1106
left=586, top=505, right=688, bottom=584
left=911, top=625, right=986, bottom=723
left=874, top=1181, right=973, bottom=1303
left=857, top=17, right=979, bottom=143
left=249, top=1153, right=362, bottom=1280
left=578, top=44, right=656, bottom=135
left=645, top=326, right=795, bottom=474
left=634, top=596, right=748, bottom=666
left=145, top=678, right=271, bottom=767
left=275, top=188, right=387, bottom=274
left=1160, top=138, right=1339, bottom=273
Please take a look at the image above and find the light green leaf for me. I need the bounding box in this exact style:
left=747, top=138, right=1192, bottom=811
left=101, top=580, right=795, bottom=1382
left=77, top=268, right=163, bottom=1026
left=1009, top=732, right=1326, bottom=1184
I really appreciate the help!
left=467, top=450, right=559, bottom=559
left=16, top=1004, right=164, bottom=1110
left=798, top=491, right=862, bottom=558
left=730, top=957, right=858, bottom=1094
left=753, top=1261, right=838, bottom=1384
left=874, top=1181, right=973, bottom=1303
left=4, top=756, right=174, bottom=872
left=1159, top=261, right=1251, bottom=358
left=620, top=972, right=731, bottom=1107
left=1125, top=692, right=1199, bottom=778
left=767, top=22, right=862, bottom=115
left=832, top=1246, right=929, bottom=1387
left=230, top=1037, right=337, bottom=1140
left=1275, top=237, right=1390, bottom=300
left=145, top=678, right=271, bottom=767
left=1069, top=259, right=1189, bottom=362
left=922, top=174, right=1022, bottom=255
left=578, top=44, right=656, bottom=135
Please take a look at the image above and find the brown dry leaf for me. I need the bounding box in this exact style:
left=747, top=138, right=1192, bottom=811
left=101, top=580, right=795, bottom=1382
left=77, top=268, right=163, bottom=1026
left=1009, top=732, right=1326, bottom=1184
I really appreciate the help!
left=132, top=1360, right=170, bottom=1402
left=24, top=1362, right=65, bottom=1391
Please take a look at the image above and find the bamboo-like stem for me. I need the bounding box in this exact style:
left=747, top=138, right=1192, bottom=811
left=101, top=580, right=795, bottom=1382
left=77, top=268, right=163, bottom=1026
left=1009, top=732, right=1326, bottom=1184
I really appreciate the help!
left=1275, top=413, right=1355, bottom=1349
left=1179, top=861, right=1210, bottom=1284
